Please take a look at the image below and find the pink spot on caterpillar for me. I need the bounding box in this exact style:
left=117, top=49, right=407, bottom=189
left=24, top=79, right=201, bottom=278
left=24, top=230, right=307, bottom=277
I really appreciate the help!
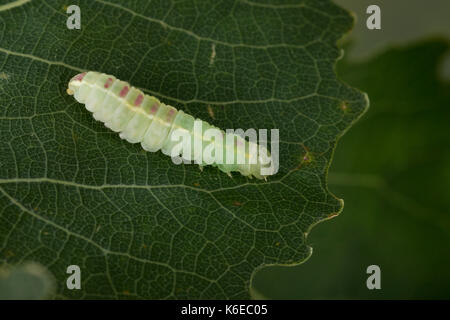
left=167, top=109, right=175, bottom=120
left=119, top=86, right=129, bottom=97
left=104, top=78, right=113, bottom=88
left=134, top=94, right=144, bottom=106
left=149, top=103, right=159, bottom=114
left=71, top=72, right=86, bottom=82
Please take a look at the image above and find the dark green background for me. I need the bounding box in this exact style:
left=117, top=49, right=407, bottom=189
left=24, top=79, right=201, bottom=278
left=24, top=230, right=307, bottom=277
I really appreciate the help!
left=254, top=29, right=450, bottom=301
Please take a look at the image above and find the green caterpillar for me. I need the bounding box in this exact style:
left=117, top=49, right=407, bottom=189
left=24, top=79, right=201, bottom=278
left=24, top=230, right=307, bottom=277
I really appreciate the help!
left=67, top=71, right=274, bottom=179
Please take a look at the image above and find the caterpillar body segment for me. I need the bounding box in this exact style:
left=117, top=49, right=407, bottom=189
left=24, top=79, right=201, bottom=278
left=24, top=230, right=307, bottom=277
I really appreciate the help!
left=67, top=71, right=273, bottom=179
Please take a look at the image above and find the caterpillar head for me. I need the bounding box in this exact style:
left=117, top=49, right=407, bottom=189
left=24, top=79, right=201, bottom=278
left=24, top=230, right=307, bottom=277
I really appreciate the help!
left=66, top=72, right=87, bottom=95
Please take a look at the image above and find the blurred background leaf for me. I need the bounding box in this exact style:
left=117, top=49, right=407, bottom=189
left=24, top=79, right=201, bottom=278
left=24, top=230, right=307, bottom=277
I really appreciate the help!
left=0, top=262, right=55, bottom=299
left=254, top=39, right=450, bottom=299
left=334, top=0, right=450, bottom=60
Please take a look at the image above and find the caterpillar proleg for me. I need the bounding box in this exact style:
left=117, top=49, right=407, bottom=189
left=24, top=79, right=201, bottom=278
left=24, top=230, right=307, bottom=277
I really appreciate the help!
left=67, top=71, right=275, bottom=179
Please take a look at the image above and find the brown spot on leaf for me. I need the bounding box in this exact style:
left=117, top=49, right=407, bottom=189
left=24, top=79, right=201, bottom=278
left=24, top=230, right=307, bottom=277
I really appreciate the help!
left=207, top=105, right=215, bottom=119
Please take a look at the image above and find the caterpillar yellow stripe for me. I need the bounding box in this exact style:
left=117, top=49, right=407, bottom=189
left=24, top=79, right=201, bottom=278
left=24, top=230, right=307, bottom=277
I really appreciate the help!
left=67, top=71, right=274, bottom=179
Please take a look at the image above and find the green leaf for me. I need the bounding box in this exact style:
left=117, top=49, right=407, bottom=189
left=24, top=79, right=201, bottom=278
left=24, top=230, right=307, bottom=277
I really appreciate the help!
left=253, top=40, right=450, bottom=299
left=0, top=0, right=367, bottom=299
